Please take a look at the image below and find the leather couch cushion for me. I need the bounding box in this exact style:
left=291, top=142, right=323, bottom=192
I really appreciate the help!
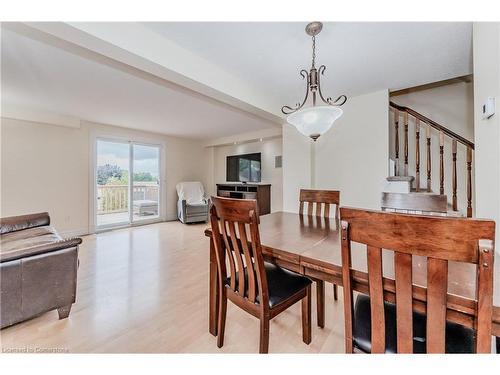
left=353, top=294, right=475, bottom=353
left=0, top=226, right=82, bottom=262
left=227, top=262, right=312, bottom=308
left=0, top=212, right=50, bottom=235
left=1, top=226, right=58, bottom=244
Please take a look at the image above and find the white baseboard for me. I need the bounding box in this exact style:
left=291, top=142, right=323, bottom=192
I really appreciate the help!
left=59, top=227, right=90, bottom=238
left=61, top=217, right=180, bottom=239
left=165, top=213, right=179, bottom=221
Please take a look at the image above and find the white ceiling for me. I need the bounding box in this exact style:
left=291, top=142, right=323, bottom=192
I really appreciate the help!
left=1, top=27, right=277, bottom=139
left=144, top=22, right=473, bottom=108
left=1, top=22, right=472, bottom=139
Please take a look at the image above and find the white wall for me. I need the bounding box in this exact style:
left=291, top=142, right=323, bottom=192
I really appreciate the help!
left=282, top=89, right=389, bottom=213
left=1, top=118, right=90, bottom=236
left=389, top=81, right=474, bottom=215
left=315, top=90, right=389, bottom=209
left=472, top=23, right=500, bottom=306
left=282, top=125, right=312, bottom=212
left=210, top=137, right=283, bottom=212
left=0, top=117, right=208, bottom=236
left=391, top=81, right=474, bottom=140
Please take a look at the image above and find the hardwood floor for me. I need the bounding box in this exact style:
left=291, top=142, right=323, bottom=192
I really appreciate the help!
left=0, top=221, right=345, bottom=353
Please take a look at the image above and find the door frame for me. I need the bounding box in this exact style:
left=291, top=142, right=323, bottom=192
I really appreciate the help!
left=89, top=131, right=166, bottom=233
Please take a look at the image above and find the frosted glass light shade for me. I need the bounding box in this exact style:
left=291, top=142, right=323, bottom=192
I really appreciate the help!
left=287, top=105, right=343, bottom=140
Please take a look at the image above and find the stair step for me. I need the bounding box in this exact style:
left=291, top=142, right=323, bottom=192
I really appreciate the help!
left=408, top=188, right=441, bottom=195
left=409, top=188, right=439, bottom=194
left=384, top=176, right=414, bottom=194
left=382, top=192, right=464, bottom=216
left=387, top=176, right=414, bottom=182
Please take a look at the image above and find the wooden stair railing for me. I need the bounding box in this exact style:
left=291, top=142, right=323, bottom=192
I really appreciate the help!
left=390, top=102, right=474, bottom=217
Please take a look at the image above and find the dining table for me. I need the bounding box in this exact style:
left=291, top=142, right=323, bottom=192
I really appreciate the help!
left=205, top=211, right=500, bottom=340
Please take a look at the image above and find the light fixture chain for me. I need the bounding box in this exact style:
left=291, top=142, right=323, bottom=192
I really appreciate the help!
left=311, top=35, right=316, bottom=68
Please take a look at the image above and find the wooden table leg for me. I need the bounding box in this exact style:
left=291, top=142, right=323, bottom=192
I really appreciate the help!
left=316, top=280, right=325, bottom=328
left=209, top=237, right=218, bottom=336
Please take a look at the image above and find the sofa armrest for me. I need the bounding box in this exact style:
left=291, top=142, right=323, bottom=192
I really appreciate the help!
left=0, top=212, right=50, bottom=235
left=0, top=237, right=82, bottom=263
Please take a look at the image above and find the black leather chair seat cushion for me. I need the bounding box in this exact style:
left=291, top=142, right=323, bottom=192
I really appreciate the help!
left=226, top=262, right=312, bottom=308
left=353, top=294, right=475, bottom=353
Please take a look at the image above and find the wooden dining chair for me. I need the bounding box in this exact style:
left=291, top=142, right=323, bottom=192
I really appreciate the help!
left=299, top=189, right=340, bottom=327
left=210, top=196, right=312, bottom=353
left=381, top=192, right=448, bottom=215
left=300, top=189, right=340, bottom=219
left=340, top=207, right=495, bottom=353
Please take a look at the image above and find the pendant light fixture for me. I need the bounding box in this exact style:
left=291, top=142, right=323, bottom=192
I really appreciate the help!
left=281, top=22, right=347, bottom=141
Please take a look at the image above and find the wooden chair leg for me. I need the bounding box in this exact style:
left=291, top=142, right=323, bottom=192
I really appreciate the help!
left=216, top=291, right=227, bottom=348
left=259, top=317, right=270, bottom=354
left=333, top=284, right=338, bottom=301
left=316, top=280, right=325, bottom=328
left=209, top=239, right=218, bottom=336
left=302, top=285, right=312, bottom=345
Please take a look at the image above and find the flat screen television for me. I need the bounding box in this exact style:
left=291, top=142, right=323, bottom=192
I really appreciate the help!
left=226, top=153, right=261, bottom=183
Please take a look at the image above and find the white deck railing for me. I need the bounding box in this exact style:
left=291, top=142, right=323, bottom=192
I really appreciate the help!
left=97, top=184, right=159, bottom=214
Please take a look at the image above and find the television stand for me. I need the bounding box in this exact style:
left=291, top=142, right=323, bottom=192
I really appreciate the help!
left=216, top=183, right=271, bottom=215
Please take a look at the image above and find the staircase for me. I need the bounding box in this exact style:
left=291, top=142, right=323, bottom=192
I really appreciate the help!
left=384, top=101, right=474, bottom=217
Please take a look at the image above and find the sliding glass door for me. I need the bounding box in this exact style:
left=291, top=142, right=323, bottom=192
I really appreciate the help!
left=96, top=140, right=130, bottom=228
left=132, top=144, right=160, bottom=223
left=95, top=139, right=161, bottom=230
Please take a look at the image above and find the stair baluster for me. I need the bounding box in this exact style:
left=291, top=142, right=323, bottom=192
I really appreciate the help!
left=426, top=125, right=432, bottom=192
left=394, top=109, right=399, bottom=176
left=404, top=112, right=409, bottom=176
left=439, top=131, right=444, bottom=195
left=415, top=119, right=420, bottom=192
left=452, top=140, right=458, bottom=211
left=467, top=147, right=472, bottom=218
